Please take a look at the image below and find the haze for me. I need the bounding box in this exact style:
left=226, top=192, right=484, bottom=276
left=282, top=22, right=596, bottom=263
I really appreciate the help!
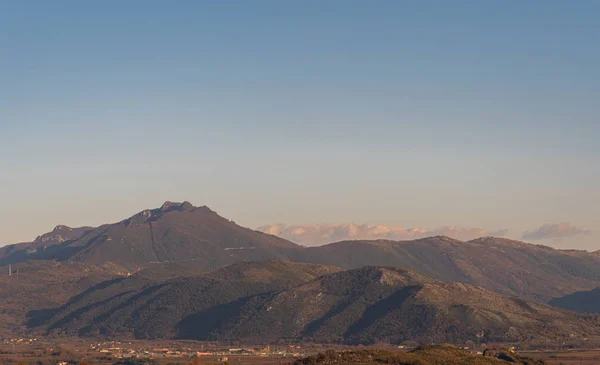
left=1, top=1, right=598, bottom=249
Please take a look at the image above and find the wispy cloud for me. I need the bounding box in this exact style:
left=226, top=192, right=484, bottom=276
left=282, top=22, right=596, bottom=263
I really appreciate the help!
left=257, top=223, right=507, bottom=246
left=522, top=223, right=590, bottom=241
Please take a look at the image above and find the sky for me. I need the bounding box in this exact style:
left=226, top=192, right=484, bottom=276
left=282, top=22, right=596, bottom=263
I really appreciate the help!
left=1, top=1, right=598, bottom=249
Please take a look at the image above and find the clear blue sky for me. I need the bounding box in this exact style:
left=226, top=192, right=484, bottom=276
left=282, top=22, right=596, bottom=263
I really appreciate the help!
left=1, top=1, right=598, bottom=249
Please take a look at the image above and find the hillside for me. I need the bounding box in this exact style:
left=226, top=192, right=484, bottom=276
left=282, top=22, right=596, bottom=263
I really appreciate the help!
left=298, top=236, right=600, bottom=301
left=0, top=257, right=217, bottom=339
left=32, top=260, right=340, bottom=339
left=197, top=266, right=598, bottom=344
left=0, top=260, right=118, bottom=337
left=30, top=262, right=599, bottom=345
left=550, top=288, right=600, bottom=314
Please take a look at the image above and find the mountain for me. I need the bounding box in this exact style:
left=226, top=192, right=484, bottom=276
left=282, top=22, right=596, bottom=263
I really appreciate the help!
left=4, top=202, right=600, bottom=302
left=30, top=262, right=599, bottom=345
left=30, top=260, right=340, bottom=338
left=295, top=236, right=600, bottom=302
left=550, top=288, right=600, bottom=313
left=4, top=201, right=600, bottom=345
left=195, top=266, right=597, bottom=345
left=1, top=202, right=301, bottom=270
left=31, top=260, right=340, bottom=339
left=0, top=225, right=94, bottom=266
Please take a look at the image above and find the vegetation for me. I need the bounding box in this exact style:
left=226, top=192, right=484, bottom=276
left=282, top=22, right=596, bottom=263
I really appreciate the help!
left=31, top=260, right=340, bottom=339
left=29, top=263, right=600, bottom=344
left=294, top=346, right=547, bottom=365
left=0, top=260, right=117, bottom=337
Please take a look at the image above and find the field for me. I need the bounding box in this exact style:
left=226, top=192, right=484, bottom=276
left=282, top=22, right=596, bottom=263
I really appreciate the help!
left=524, top=349, right=600, bottom=365
left=4, top=338, right=600, bottom=365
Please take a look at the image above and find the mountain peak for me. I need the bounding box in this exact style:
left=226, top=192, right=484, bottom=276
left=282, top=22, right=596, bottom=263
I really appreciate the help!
left=53, top=225, right=72, bottom=232
left=160, top=201, right=195, bottom=212
left=32, top=225, right=94, bottom=245
left=125, top=201, right=198, bottom=226
left=468, top=236, right=544, bottom=248
left=414, top=235, right=464, bottom=244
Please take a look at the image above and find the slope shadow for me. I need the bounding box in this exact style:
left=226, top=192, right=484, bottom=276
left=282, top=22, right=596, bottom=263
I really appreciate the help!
left=343, top=286, right=419, bottom=337
left=549, top=288, right=600, bottom=313
left=301, top=297, right=357, bottom=337
left=48, top=291, right=135, bottom=331
left=26, top=277, right=127, bottom=327
left=78, top=283, right=169, bottom=336
left=176, top=296, right=253, bottom=340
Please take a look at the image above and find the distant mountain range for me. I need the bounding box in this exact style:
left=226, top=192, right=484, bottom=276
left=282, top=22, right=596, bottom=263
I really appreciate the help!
left=1, top=201, right=599, bottom=343
left=257, top=223, right=507, bottom=246
left=2, top=201, right=600, bottom=302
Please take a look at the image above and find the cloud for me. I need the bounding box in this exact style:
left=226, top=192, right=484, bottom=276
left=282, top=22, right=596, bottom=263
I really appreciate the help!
left=257, top=223, right=508, bottom=246
left=522, top=223, right=590, bottom=241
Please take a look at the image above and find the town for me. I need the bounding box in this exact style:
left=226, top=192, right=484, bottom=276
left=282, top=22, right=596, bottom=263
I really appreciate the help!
left=0, top=337, right=314, bottom=365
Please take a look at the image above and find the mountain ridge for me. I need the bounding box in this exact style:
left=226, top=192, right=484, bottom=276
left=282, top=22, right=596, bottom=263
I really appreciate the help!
left=206, top=265, right=597, bottom=344
left=2, top=201, right=600, bottom=303
left=1, top=201, right=301, bottom=270
left=257, top=223, right=508, bottom=246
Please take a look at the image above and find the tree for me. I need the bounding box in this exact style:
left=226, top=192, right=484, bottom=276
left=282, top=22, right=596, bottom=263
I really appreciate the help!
left=113, top=359, right=158, bottom=365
